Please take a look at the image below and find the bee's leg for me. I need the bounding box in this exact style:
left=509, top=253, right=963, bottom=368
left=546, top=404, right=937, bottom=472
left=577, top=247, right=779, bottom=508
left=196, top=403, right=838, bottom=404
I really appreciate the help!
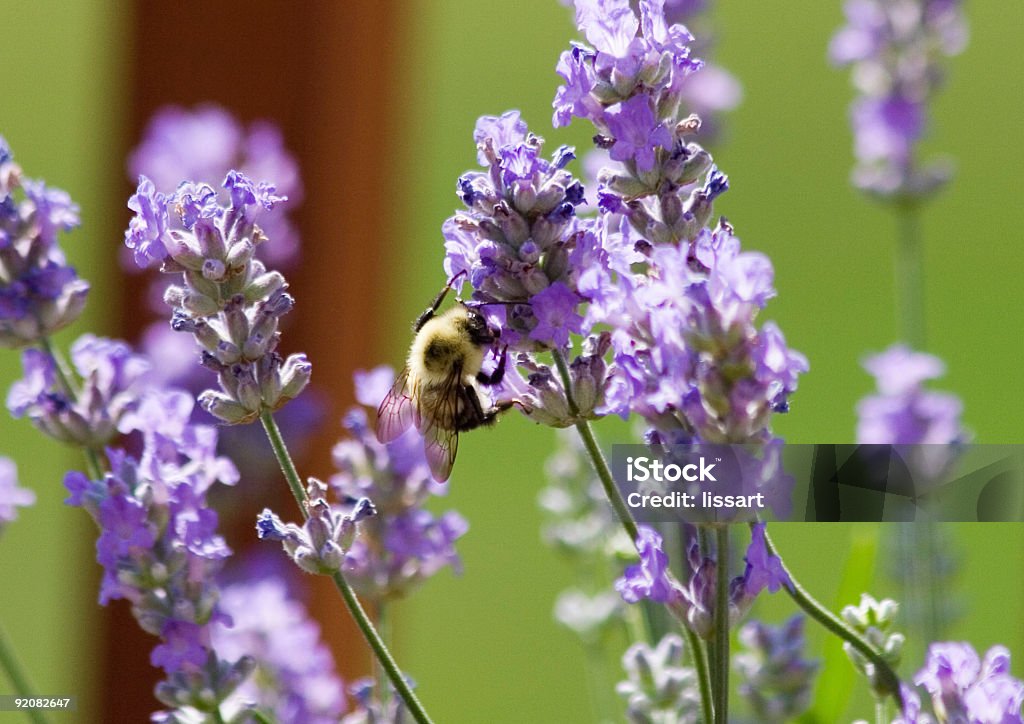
left=476, top=345, right=509, bottom=386
left=458, top=384, right=516, bottom=431
left=414, top=270, right=468, bottom=332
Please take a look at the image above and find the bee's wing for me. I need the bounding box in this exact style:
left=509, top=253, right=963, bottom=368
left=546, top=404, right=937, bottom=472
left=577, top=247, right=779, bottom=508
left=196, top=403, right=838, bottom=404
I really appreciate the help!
left=419, top=367, right=462, bottom=483
left=376, top=367, right=416, bottom=443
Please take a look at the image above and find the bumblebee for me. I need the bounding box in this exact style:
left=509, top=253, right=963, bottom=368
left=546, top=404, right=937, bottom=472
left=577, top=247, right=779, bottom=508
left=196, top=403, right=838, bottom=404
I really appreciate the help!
left=376, top=275, right=514, bottom=482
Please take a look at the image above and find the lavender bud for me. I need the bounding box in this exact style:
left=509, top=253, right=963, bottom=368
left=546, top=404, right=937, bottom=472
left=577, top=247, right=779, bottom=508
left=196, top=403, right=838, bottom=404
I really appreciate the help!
left=243, top=271, right=286, bottom=304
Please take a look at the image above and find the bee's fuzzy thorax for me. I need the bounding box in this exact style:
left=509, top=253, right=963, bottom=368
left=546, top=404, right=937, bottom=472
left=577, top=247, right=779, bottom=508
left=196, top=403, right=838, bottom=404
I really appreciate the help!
left=407, top=306, right=486, bottom=386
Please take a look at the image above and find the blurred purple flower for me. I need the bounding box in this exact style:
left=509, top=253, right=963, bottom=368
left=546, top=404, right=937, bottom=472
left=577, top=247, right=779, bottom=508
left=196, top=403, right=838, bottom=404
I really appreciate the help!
left=830, top=0, right=967, bottom=198
left=902, top=642, right=1024, bottom=724
left=7, top=335, right=153, bottom=447
left=0, top=137, right=89, bottom=347
left=0, top=457, right=35, bottom=531
left=213, top=578, right=346, bottom=723
left=734, top=615, right=818, bottom=722
left=329, top=367, right=469, bottom=601
left=857, top=344, right=964, bottom=445
left=128, top=105, right=302, bottom=267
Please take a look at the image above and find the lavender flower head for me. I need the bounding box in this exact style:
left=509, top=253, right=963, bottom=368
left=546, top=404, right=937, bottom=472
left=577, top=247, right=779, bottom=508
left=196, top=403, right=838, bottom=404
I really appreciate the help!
left=591, top=220, right=808, bottom=446
left=857, top=344, right=965, bottom=486
left=0, top=456, right=35, bottom=533
left=443, top=110, right=588, bottom=351
left=896, top=642, right=1024, bottom=724
left=213, top=578, right=346, bottom=723
left=123, top=171, right=311, bottom=424
left=129, top=105, right=303, bottom=267
left=331, top=367, right=468, bottom=601
left=857, top=344, right=963, bottom=445
left=64, top=383, right=250, bottom=717
left=7, top=334, right=152, bottom=447
left=734, top=615, right=818, bottom=722
left=615, top=524, right=790, bottom=637
left=830, top=0, right=968, bottom=198
left=0, top=137, right=89, bottom=347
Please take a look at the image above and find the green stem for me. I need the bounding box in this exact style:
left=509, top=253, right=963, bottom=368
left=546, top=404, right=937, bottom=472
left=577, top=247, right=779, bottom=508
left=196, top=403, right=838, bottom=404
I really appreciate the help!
left=0, top=624, right=50, bottom=724
left=713, top=527, right=730, bottom=724
left=258, top=411, right=434, bottom=724
left=683, top=625, right=714, bottom=724
left=876, top=697, right=888, bottom=724
left=895, top=206, right=925, bottom=350
left=376, top=603, right=391, bottom=708
left=551, top=350, right=715, bottom=720
left=552, top=350, right=639, bottom=542
left=258, top=412, right=308, bottom=512
left=762, top=527, right=904, bottom=708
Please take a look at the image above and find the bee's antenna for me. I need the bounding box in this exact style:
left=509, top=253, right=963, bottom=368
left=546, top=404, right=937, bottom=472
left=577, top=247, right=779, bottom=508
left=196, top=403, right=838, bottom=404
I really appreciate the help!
left=464, top=300, right=526, bottom=308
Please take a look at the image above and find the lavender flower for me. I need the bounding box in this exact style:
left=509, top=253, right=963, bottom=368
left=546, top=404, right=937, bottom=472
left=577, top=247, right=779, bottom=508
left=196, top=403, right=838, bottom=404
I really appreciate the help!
left=331, top=368, right=468, bottom=601
left=591, top=221, right=808, bottom=446
left=554, top=0, right=702, bottom=137
left=617, top=634, right=700, bottom=723
left=123, top=171, right=311, bottom=424
left=256, top=480, right=375, bottom=576
left=64, top=384, right=250, bottom=718
left=734, top=615, right=818, bottom=722
left=830, top=0, right=968, bottom=198
left=0, top=137, right=89, bottom=347
left=615, top=524, right=790, bottom=637
left=857, top=344, right=964, bottom=446
left=0, top=456, right=35, bottom=533
left=128, top=105, right=303, bottom=267
left=213, top=578, right=346, bottom=723
left=897, top=642, right=1024, bottom=724
left=7, top=334, right=152, bottom=447
left=443, top=111, right=588, bottom=351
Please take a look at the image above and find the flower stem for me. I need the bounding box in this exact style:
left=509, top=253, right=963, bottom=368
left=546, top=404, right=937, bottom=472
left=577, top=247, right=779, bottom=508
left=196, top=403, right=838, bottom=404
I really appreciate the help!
left=0, top=624, right=50, bottom=724
left=713, top=526, right=730, bottom=724
left=258, top=412, right=308, bottom=511
left=761, top=527, right=904, bottom=708
left=552, top=349, right=638, bottom=542
left=875, top=697, right=888, bottom=724
left=683, top=625, right=714, bottom=724
left=552, top=349, right=714, bottom=719
left=895, top=206, right=925, bottom=350
left=258, top=411, right=434, bottom=724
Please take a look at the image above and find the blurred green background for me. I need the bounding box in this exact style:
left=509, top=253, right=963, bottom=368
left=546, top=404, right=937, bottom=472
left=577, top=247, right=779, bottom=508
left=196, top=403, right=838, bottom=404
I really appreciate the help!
left=1, top=1, right=1022, bottom=722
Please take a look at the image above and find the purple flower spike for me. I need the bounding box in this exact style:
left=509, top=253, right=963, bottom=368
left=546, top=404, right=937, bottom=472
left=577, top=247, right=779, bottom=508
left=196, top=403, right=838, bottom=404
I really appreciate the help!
left=831, top=0, right=967, bottom=198
left=123, top=170, right=311, bottom=425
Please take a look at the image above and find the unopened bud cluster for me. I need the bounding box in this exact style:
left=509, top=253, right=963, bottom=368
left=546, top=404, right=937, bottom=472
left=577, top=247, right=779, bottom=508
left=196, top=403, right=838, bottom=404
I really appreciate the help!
left=842, top=593, right=905, bottom=698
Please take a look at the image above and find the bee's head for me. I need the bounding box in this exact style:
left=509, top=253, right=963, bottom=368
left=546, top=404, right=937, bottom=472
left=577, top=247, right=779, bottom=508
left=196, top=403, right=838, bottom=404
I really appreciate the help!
left=461, top=304, right=497, bottom=346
